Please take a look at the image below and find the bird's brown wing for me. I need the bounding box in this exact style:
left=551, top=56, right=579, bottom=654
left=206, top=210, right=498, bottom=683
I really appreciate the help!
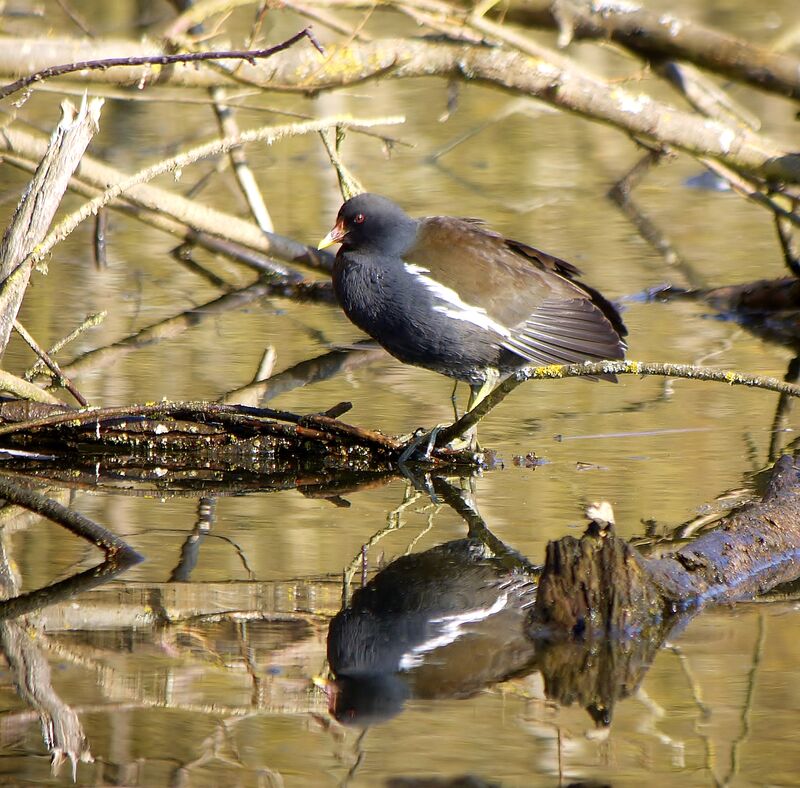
left=407, top=217, right=626, bottom=366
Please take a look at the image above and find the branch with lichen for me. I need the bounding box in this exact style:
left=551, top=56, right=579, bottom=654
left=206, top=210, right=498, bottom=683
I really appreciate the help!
left=434, top=360, right=800, bottom=447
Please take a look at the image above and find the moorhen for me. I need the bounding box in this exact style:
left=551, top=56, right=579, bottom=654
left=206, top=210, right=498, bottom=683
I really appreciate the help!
left=318, top=194, right=627, bottom=420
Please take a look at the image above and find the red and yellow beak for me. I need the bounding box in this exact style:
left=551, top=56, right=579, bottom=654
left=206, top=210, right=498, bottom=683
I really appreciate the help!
left=317, top=218, right=347, bottom=250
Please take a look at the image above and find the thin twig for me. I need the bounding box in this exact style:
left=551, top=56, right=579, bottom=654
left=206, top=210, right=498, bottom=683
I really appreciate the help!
left=210, top=86, right=274, bottom=232
left=55, top=0, right=94, bottom=37
left=319, top=127, right=365, bottom=200
left=170, top=243, right=236, bottom=291
left=24, top=312, right=106, bottom=381
left=286, top=0, right=373, bottom=40
left=0, top=28, right=323, bottom=100
left=12, top=321, right=88, bottom=406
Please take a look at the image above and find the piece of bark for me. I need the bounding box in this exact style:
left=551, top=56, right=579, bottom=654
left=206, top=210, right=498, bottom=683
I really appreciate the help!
left=0, top=97, right=102, bottom=357
left=527, top=457, right=800, bottom=722
left=533, top=520, right=663, bottom=638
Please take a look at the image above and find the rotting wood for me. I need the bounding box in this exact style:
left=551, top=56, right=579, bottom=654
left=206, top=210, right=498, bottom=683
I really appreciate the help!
left=4, top=358, right=800, bottom=471
left=526, top=454, right=800, bottom=722
left=531, top=454, right=800, bottom=641
left=0, top=399, right=474, bottom=468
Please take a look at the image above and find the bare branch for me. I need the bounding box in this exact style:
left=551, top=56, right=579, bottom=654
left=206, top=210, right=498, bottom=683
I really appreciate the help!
left=3, top=36, right=794, bottom=181
left=25, top=115, right=403, bottom=268
left=491, top=0, right=800, bottom=101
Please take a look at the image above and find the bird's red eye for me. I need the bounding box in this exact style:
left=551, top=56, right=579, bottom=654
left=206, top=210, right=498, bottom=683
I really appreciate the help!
left=353, top=213, right=365, bottom=224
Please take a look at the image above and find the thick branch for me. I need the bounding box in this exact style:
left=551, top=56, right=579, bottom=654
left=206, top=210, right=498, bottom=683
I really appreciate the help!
left=648, top=467, right=800, bottom=603
left=499, top=0, right=800, bottom=101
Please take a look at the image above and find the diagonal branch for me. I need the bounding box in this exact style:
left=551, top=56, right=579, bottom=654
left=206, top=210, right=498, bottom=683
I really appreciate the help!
left=26, top=114, right=404, bottom=267
left=0, top=96, right=103, bottom=358
left=435, top=360, right=800, bottom=447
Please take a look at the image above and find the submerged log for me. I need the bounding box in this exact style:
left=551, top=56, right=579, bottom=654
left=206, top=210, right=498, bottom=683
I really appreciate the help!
left=659, top=278, right=800, bottom=350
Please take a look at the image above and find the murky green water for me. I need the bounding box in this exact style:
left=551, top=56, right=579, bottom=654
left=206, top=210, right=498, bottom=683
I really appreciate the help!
left=0, top=0, right=799, bottom=784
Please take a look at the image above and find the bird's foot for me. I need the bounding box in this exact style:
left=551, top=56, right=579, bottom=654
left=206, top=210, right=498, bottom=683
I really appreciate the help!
left=398, top=425, right=446, bottom=464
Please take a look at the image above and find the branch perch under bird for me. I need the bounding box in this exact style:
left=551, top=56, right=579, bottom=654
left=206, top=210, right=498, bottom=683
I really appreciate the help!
left=434, top=360, right=800, bottom=448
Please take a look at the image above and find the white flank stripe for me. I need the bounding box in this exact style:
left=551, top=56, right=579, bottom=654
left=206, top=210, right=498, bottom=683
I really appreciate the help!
left=403, top=263, right=510, bottom=336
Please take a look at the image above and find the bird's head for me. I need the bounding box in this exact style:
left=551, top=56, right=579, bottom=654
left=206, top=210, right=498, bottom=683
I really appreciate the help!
left=318, top=193, right=417, bottom=255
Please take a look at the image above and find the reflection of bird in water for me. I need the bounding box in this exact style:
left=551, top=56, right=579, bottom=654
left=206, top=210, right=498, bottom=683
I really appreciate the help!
left=323, top=538, right=538, bottom=726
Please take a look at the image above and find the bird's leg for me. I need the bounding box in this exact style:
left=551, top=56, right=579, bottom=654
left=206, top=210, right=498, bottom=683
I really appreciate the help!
left=401, top=371, right=499, bottom=459
left=450, top=380, right=460, bottom=421
left=448, top=370, right=500, bottom=451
